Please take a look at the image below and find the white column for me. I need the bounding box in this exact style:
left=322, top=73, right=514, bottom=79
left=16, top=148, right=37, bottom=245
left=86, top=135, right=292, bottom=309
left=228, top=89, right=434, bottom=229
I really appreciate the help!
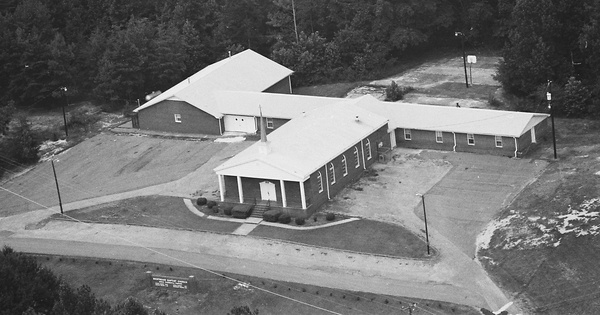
left=299, top=180, right=307, bottom=209
left=280, top=180, right=287, bottom=207
left=218, top=175, right=225, bottom=202
left=237, top=176, right=244, bottom=203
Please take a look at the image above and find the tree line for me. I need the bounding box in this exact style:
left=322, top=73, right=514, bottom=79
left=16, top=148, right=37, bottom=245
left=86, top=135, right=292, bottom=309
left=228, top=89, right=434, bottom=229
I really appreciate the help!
left=0, top=0, right=598, bottom=116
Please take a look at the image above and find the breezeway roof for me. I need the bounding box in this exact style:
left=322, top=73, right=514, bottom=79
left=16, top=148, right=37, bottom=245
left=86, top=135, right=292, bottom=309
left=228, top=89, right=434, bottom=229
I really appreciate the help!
left=133, top=49, right=293, bottom=118
left=356, top=101, right=550, bottom=138
left=214, top=96, right=389, bottom=181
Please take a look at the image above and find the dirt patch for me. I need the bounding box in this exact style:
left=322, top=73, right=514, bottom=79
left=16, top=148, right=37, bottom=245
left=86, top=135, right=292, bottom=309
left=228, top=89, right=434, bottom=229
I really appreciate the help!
left=479, top=118, right=600, bottom=314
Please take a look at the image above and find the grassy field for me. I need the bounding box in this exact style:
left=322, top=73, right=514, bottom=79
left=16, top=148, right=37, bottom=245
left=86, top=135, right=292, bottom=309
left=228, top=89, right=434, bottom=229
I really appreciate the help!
left=479, top=118, right=600, bottom=314
left=58, top=195, right=432, bottom=259
left=35, top=255, right=477, bottom=315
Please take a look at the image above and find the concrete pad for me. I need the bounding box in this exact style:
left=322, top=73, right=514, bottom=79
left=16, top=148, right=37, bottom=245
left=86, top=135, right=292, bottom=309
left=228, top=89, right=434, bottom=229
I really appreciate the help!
left=232, top=223, right=259, bottom=235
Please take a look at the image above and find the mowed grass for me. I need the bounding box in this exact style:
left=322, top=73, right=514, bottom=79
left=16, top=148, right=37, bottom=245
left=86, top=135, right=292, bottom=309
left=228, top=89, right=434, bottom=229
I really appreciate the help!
left=480, top=118, right=600, bottom=315
left=36, top=255, right=478, bottom=315
left=56, top=195, right=241, bottom=234
left=250, top=220, right=433, bottom=258
left=58, top=195, right=432, bottom=258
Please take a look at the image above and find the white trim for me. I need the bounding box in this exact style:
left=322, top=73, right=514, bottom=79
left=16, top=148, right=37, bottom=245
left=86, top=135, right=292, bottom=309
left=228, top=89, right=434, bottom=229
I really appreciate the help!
left=360, top=139, right=366, bottom=170
left=495, top=135, right=503, bottom=148
left=531, top=127, right=537, bottom=143
left=218, top=175, right=225, bottom=202
left=317, top=171, right=323, bottom=193
left=218, top=118, right=223, bottom=135
left=390, top=131, right=397, bottom=148
left=299, top=181, right=307, bottom=209
left=514, top=137, right=518, bottom=158
left=174, top=113, right=182, bottom=123
left=365, top=139, right=372, bottom=160
left=341, top=155, right=348, bottom=176
left=436, top=131, right=443, bottom=143
left=288, top=76, right=293, bottom=94
left=353, top=146, right=360, bottom=168
left=236, top=176, right=244, bottom=203
left=328, top=162, right=336, bottom=185
left=280, top=180, right=287, bottom=207
left=467, top=133, right=475, bottom=146
left=453, top=132, right=457, bottom=152
left=404, top=129, right=412, bottom=140
left=323, top=166, right=331, bottom=199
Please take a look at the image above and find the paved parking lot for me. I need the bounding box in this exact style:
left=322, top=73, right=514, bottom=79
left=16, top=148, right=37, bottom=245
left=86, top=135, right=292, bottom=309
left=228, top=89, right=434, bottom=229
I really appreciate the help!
left=324, top=148, right=548, bottom=257
left=0, top=133, right=251, bottom=216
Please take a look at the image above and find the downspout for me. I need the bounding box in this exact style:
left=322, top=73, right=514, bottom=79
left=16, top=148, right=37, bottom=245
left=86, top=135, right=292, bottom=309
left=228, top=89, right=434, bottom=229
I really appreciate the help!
left=514, top=137, right=518, bottom=158
left=452, top=132, right=457, bottom=152
left=323, top=166, right=331, bottom=200
left=360, top=139, right=366, bottom=170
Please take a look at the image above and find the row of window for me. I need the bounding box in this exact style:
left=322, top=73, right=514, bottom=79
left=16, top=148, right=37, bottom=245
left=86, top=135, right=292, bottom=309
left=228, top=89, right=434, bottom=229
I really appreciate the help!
left=316, top=140, right=372, bottom=193
left=174, top=114, right=276, bottom=130
left=403, top=129, right=504, bottom=148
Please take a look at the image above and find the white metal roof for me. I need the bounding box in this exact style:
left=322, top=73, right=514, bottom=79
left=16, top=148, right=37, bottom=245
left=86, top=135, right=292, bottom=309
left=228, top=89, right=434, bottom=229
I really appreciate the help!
left=214, top=91, right=350, bottom=119
left=133, top=49, right=294, bottom=118
left=356, top=101, right=549, bottom=137
left=214, top=96, right=389, bottom=181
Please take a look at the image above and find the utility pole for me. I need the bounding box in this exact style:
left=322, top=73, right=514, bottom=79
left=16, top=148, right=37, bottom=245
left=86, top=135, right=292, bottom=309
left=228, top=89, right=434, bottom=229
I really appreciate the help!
left=455, top=31, right=469, bottom=88
left=416, top=194, right=430, bottom=255
left=546, top=81, right=557, bottom=159
left=60, top=87, right=69, bottom=138
left=51, top=160, right=64, bottom=214
left=291, top=0, right=299, bottom=44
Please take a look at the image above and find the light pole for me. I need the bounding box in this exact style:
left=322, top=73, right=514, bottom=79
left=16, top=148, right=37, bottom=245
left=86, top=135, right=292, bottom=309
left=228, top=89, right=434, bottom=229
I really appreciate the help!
left=455, top=31, right=469, bottom=88
left=416, top=193, right=430, bottom=255
left=60, top=86, right=69, bottom=138
left=51, top=160, right=64, bottom=214
left=546, top=81, right=557, bottom=159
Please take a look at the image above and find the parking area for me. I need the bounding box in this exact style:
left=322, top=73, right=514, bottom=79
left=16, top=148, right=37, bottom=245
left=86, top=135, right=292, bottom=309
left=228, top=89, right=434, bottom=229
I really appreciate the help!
left=0, top=133, right=251, bottom=216
left=324, top=148, right=548, bottom=257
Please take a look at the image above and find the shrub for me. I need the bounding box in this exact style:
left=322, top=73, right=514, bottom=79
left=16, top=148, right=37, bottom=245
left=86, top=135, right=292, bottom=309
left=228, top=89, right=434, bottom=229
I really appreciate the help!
left=206, top=200, right=217, bottom=208
left=232, top=204, right=253, bottom=219
left=223, top=206, right=233, bottom=216
left=196, top=198, right=207, bottom=206
left=295, top=217, right=305, bottom=225
left=278, top=213, right=291, bottom=224
left=263, top=210, right=282, bottom=222
left=212, top=207, right=219, bottom=213
left=326, top=213, right=335, bottom=221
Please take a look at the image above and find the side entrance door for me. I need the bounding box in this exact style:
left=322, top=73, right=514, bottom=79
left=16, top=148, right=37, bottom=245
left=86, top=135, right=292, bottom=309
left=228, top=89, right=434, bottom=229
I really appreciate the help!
left=259, top=181, right=277, bottom=201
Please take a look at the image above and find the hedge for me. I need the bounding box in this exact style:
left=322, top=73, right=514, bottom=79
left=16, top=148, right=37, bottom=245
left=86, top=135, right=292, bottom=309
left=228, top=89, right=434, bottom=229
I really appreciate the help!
left=263, top=210, right=282, bottom=222
left=232, top=204, right=253, bottom=219
left=196, top=197, right=207, bottom=206
left=278, top=213, right=291, bottom=224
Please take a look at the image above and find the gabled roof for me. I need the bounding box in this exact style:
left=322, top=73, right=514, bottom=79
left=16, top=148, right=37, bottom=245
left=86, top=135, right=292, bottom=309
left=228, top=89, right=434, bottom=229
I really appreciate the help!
left=214, top=95, right=389, bottom=181
left=133, top=50, right=294, bottom=118
left=214, top=91, right=350, bottom=119
left=356, top=101, right=549, bottom=137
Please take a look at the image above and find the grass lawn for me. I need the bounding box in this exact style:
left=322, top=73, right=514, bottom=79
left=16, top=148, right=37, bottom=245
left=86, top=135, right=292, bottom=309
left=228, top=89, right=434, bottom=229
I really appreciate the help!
left=249, top=219, right=433, bottom=259
left=420, top=82, right=499, bottom=100
left=293, top=82, right=366, bottom=98
left=56, top=195, right=241, bottom=234
left=57, top=195, right=432, bottom=259
left=36, top=255, right=477, bottom=315
left=480, top=118, right=600, bottom=315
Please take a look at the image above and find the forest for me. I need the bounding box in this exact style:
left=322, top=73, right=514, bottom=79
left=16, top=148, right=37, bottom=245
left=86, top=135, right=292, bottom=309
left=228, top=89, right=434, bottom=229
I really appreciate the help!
left=0, top=0, right=599, bottom=116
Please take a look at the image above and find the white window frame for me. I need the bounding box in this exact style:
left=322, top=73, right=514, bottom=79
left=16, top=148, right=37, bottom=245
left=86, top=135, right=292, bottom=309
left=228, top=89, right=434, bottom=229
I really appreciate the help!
left=495, top=135, right=503, bottom=148
left=266, top=117, right=274, bottom=129
left=436, top=131, right=443, bottom=143
left=353, top=146, right=360, bottom=168
left=467, top=134, right=475, bottom=145
left=365, top=139, right=372, bottom=160
left=328, top=163, right=336, bottom=185
left=404, top=129, right=412, bottom=140
left=317, top=172, right=323, bottom=193
left=341, top=155, right=348, bottom=176
left=174, top=114, right=182, bottom=123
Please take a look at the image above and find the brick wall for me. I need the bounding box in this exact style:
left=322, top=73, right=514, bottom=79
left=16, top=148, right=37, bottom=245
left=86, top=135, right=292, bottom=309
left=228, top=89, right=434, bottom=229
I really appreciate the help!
left=137, top=100, right=220, bottom=135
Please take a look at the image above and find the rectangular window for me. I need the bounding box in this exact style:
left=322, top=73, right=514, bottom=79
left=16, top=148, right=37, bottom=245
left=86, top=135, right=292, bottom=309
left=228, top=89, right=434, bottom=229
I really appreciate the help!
left=317, top=172, right=323, bottom=193
left=342, top=155, right=348, bottom=176
left=328, top=163, right=336, bottom=185
left=174, top=114, right=182, bottom=123
left=495, top=135, right=503, bottom=148
left=266, top=118, right=274, bottom=129
left=404, top=129, right=412, bottom=140
left=436, top=131, right=443, bottom=143
left=467, top=134, right=475, bottom=145
left=354, top=147, right=360, bottom=168
left=366, top=139, right=372, bottom=160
